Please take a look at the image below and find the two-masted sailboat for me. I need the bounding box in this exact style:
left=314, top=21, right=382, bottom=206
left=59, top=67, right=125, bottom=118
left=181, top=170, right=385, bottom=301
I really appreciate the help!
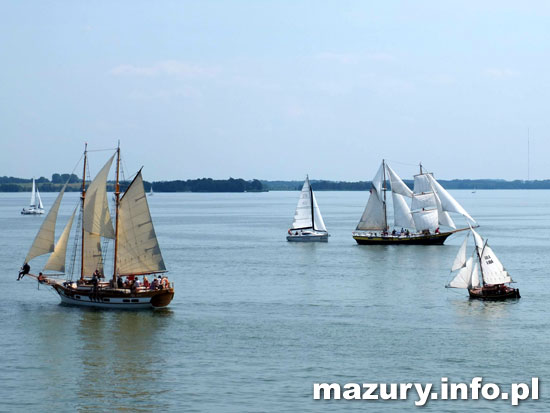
left=21, top=178, right=45, bottom=215
left=20, top=144, right=174, bottom=309
left=287, top=175, right=329, bottom=242
left=447, top=227, right=520, bottom=300
left=353, top=160, right=477, bottom=245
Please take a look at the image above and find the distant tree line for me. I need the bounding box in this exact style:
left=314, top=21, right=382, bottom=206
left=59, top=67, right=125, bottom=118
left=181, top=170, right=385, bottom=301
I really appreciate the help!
left=262, top=179, right=550, bottom=191
left=150, top=178, right=264, bottom=192
left=3, top=174, right=550, bottom=192
left=0, top=174, right=265, bottom=193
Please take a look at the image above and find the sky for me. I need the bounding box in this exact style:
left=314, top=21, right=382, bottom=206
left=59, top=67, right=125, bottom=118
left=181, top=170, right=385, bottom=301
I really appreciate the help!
left=1, top=1, right=550, bottom=181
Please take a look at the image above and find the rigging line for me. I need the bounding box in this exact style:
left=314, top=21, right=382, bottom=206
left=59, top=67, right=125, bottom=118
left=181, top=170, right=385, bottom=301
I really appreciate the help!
left=384, top=158, right=421, bottom=168
left=86, top=147, right=118, bottom=152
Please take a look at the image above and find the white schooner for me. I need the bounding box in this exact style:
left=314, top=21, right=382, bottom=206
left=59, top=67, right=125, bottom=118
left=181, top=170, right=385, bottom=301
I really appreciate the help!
left=19, top=144, right=173, bottom=309
left=353, top=160, right=477, bottom=245
left=287, top=175, right=329, bottom=242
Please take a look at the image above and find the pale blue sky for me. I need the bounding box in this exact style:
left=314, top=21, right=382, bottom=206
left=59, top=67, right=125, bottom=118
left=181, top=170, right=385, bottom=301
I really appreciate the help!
left=1, top=1, right=549, bottom=181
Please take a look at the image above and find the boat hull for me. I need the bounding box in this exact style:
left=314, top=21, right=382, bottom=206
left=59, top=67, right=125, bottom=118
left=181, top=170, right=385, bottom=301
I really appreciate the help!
left=51, top=283, right=174, bottom=309
left=287, top=234, right=328, bottom=242
left=468, top=285, right=520, bottom=301
left=353, top=231, right=453, bottom=245
left=21, top=208, right=45, bottom=215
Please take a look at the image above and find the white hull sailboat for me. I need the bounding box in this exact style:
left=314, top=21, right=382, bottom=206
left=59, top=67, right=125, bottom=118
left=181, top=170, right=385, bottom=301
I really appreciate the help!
left=21, top=178, right=45, bottom=215
left=19, top=144, right=173, bottom=309
left=353, top=160, right=477, bottom=245
left=287, top=176, right=329, bottom=242
left=447, top=227, right=520, bottom=300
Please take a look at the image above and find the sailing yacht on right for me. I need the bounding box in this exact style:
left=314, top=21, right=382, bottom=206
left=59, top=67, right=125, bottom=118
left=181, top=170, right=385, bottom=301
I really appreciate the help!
left=447, top=227, right=520, bottom=300
left=353, top=160, right=476, bottom=245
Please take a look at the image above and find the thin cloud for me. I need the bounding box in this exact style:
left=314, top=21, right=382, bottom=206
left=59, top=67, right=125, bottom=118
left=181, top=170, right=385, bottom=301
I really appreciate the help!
left=484, top=68, right=518, bottom=78
left=110, top=60, right=219, bottom=77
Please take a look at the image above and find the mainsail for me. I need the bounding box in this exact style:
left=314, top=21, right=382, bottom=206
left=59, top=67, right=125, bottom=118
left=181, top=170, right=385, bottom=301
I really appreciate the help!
left=356, top=163, right=387, bottom=231
left=30, top=178, right=36, bottom=207
left=116, top=171, right=166, bottom=275
left=291, top=178, right=313, bottom=229
left=24, top=183, right=67, bottom=263
left=44, top=207, right=77, bottom=273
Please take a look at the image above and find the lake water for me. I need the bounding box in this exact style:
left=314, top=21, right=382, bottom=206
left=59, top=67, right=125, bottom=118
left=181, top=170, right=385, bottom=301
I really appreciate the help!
left=1, top=190, right=549, bottom=412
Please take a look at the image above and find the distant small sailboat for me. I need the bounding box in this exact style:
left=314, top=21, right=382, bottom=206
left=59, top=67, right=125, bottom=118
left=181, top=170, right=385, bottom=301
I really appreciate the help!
left=446, top=227, right=520, bottom=300
left=149, top=184, right=154, bottom=196
left=21, top=178, right=45, bottom=215
left=353, top=160, right=477, bottom=245
left=287, top=175, right=329, bottom=242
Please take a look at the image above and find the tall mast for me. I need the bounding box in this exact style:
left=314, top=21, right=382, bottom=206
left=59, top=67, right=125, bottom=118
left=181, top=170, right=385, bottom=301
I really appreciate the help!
left=382, top=159, right=388, bottom=230
left=419, top=162, right=423, bottom=175
left=308, top=176, right=315, bottom=230
left=113, top=142, right=121, bottom=283
left=80, top=143, right=88, bottom=280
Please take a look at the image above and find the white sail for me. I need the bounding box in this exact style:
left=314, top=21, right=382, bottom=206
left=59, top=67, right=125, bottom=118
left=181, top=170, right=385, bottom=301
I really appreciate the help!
left=471, top=227, right=485, bottom=253
left=413, top=173, right=433, bottom=194
left=82, top=231, right=104, bottom=276
left=44, top=208, right=76, bottom=272
left=392, top=192, right=415, bottom=229
left=479, top=244, right=512, bottom=284
left=36, top=188, right=43, bottom=209
left=116, top=171, right=166, bottom=275
left=433, top=191, right=456, bottom=229
left=311, top=191, right=327, bottom=232
left=372, top=163, right=385, bottom=197
left=30, top=178, right=36, bottom=207
left=386, top=164, right=413, bottom=198
left=356, top=189, right=386, bottom=230
left=451, top=234, right=469, bottom=272
left=291, top=178, right=313, bottom=229
left=471, top=261, right=480, bottom=288
left=83, top=154, right=116, bottom=239
left=24, top=184, right=67, bottom=263
left=411, top=208, right=438, bottom=231
left=427, top=174, right=476, bottom=224
left=411, top=193, right=437, bottom=210
left=448, top=257, right=474, bottom=289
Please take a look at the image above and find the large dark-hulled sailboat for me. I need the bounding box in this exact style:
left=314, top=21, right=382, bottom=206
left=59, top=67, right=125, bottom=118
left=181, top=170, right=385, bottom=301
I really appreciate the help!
left=19, top=144, right=173, bottom=309
left=352, top=160, right=477, bottom=245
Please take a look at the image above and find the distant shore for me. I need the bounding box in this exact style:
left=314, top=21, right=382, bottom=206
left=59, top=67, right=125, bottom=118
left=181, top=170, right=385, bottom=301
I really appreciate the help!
left=2, top=174, right=550, bottom=192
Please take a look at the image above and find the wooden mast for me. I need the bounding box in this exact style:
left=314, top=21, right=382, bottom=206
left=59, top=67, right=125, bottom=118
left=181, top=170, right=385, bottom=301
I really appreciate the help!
left=113, top=142, right=121, bottom=283
left=80, top=143, right=87, bottom=280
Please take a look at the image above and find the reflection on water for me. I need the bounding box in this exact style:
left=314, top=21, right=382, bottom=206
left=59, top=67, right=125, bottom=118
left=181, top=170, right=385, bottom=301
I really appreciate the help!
left=74, top=310, right=174, bottom=412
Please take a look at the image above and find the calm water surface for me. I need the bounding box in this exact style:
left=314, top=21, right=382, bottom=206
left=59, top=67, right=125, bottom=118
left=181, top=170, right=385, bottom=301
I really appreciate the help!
left=1, top=190, right=549, bottom=412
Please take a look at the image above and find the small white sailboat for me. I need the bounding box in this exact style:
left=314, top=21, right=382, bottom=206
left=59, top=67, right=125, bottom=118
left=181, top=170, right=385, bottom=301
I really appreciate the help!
left=287, top=176, right=329, bottom=242
left=21, top=178, right=45, bottom=215
left=149, top=184, right=154, bottom=196
left=446, top=227, right=520, bottom=300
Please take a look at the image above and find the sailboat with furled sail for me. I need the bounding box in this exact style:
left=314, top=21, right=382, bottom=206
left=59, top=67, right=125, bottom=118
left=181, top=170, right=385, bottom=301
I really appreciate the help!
left=19, top=144, right=174, bottom=309
left=353, top=160, right=477, bottom=245
left=446, top=227, right=520, bottom=300
left=287, top=175, right=329, bottom=242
